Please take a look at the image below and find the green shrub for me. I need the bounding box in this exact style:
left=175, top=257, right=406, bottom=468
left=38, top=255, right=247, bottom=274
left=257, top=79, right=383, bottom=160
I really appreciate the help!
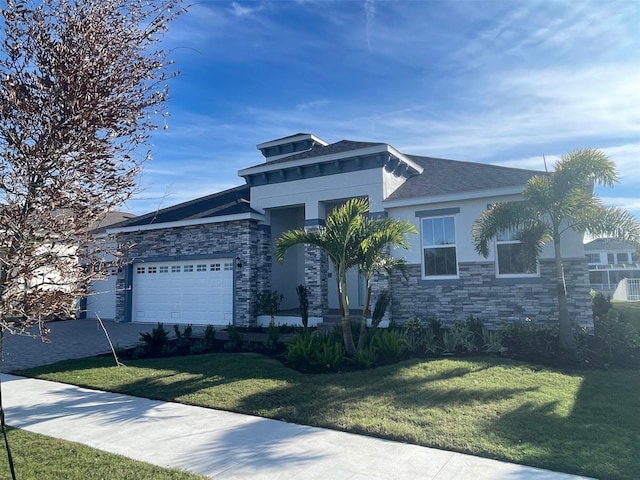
left=314, top=339, right=344, bottom=369
left=463, top=315, right=485, bottom=350
left=286, top=332, right=344, bottom=370
left=296, top=285, right=309, bottom=329
left=593, top=309, right=640, bottom=368
left=501, top=319, right=560, bottom=362
left=258, top=289, right=284, bottom=325
left=224, top=325, right=244, bottom=351
left=266, top=322, right=280, bottom=350
left=399, top=318, right=426, bottom=355
left=350, top=347, right=376, bottom=369
left=203, top=324, right=216, bottom=350
left=422, top=329, right=442, bottom=356
left=286, top=332, right=315, bottom=368
left=370, top=330, right=406, bottom=363
left=139, top=323, right=170, bottom=356
left=481, top=328, right=504, bottom=354
left=592, top=291, right=612, bottom=320
left=371, top=290, right=392, bottom=328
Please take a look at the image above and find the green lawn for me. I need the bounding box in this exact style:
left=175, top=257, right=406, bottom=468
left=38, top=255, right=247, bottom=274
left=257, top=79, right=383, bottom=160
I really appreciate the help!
left=17, top=354, right=640, bottom=480
left=611, top=300, right=640, bottom=330
left=0, top=427, right=205, bottom=480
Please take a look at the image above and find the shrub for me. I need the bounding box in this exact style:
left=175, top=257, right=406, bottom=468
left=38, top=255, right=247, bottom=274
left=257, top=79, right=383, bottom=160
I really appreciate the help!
left=266, top=322, right=280, bottom=350
left=371, top=290, right=392, bottom=328
left=370, top=330, right=406, bottom=363
left=258, top=289, right=284, bottom=326
left=591, top=291, right=611, bottom=320
left=314, top=339, right=344, bottom=370
left=224, top=325, right=244, bottom=351
left=139, top=323, right=169, bottom=356
left=350, top=347, right=376, bottom=369
left=286, top=332, right=315, bottom=368
left=481, top=328, right=504, bottom=354
left=501, top=319, right=560, bottom=362
left=203, top=324, right=216, bottom=350
left=593, top=309, right=640, bottom=368
left=286, top=332, right=344, bottom=370
left=463, top=315, right=485, bottom=351
left=296, top=285, right=309, bottom=329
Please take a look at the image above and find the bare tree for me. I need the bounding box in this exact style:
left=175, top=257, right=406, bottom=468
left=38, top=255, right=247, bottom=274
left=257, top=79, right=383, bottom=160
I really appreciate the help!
left=0, top=0, right=184, bottom=476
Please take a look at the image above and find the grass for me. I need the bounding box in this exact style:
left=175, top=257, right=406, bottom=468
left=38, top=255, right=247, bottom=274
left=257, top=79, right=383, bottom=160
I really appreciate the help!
left=16, top=353, right=639, bottom=480
left=0, top=427, right=205, bottom=480
left=611, top=300, right=640, bottom=330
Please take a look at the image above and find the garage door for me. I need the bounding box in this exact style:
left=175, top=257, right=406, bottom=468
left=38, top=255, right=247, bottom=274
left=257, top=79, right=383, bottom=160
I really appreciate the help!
left=86, top=267, right=118, bottom=320
left=132, top=259, right=234, bottom=326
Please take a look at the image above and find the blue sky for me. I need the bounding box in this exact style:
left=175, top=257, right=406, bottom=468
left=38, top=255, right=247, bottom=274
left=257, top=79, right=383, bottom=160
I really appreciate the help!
left=128, top=0, right=640, bottom=221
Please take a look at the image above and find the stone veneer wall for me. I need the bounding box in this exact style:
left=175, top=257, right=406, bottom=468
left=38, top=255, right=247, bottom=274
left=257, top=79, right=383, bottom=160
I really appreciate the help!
left=304, top=245, right=329, bottom=318
left=389, top=258, right=592, bottom=330
left=115, top=219, right=270, bottom=326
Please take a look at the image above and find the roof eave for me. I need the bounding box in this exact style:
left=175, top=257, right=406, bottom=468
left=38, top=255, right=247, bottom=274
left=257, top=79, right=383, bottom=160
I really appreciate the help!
left=106, top=211, right=265, bottom=234
left=383, top=186, right=526, bottom=209
left=239, top=144, right=423, bottom=178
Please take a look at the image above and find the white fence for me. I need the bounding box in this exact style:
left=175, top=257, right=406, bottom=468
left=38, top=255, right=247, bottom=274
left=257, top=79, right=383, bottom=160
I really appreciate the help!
left=612, top=278, right=640, bottom=302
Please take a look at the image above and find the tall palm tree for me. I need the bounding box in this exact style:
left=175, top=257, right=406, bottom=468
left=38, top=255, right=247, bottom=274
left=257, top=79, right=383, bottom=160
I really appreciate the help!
left=472, top=148, right=640, bottom=350
left=356, top=217, right=416, bottom=349
left=276, top=198, right=369, bottom=355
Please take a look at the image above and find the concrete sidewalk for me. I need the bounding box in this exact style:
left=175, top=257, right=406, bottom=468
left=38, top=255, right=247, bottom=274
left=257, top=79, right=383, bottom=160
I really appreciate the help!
left=3, top=374, right=595, bottom=480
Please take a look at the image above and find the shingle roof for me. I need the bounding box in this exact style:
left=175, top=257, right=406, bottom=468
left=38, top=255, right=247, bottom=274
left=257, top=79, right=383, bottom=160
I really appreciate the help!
left=244, top=140, right=386, bottom=170
left=91, top=211, right=137, bottom=233
left=111, top=184, right=255, bottom=229
left=386, top=155, right=543, bottom=201
left=584, top=238, right=635, bottom=251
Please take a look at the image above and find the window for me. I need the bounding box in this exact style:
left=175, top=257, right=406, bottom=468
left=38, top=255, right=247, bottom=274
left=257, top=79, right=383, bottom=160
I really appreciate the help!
left=171, top=265, right=180, bottom=273
left=147, top=266, right=157, bottom=274
left=136, top=267, right=145, bottom=274
left=422, top=216, right=458, bottom=277
left=617, top=252, right=630, bottom=264
left=159, top=266, right=169, bottom=273
left=607, top=253, right=615, bottom=264
left=585, top=253, right=600, bottom=264
left=496, top=230, right=537, bottom=276
left=196, top=264, right=207, bottom=272
left=210, top=263, right=221, bottom=271
left=223, top=262, right=233, bottom=271
left=183, top=265, right=194, bottom=272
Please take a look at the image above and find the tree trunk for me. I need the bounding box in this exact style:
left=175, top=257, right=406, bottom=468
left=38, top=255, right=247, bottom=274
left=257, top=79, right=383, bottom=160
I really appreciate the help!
left=338, top=272, right=356, bottom=355
left=554, top=236, right=576, bottom=351
left=0, top=331, right=18, bottom=480
left=357, top=283, right=372, bottom=350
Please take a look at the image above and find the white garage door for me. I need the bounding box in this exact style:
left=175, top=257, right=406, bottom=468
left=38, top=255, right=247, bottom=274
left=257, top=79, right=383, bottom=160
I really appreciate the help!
left=132, top=259, right=234, bottom=326
left=86, top=267, right=118, bottom=320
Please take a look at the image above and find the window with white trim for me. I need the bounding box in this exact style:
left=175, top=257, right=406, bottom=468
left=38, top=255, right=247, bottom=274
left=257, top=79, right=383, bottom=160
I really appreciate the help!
left=196, top=264, right=207, bottom=272
left=183, top=265, right=194, bottom=272
left=496, top=230, right=537, bottom=276
left=159, top=266, right=169, bottom=273
left=171, top=265, right=180, bottom=273
left=422, top=216, right=458, bottom=277
left=585, top=253, right=600, bottom=264
left=136, top=266, right=145, bottom=274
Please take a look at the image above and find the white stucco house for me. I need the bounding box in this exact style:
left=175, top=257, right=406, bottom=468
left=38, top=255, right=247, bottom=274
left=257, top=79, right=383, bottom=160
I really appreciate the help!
left=105, top=133, right=592, bottom=329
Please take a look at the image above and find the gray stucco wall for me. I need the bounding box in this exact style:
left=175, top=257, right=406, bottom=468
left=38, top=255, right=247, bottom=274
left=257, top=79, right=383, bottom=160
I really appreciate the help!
left=387, top=258, right=592, bottom=330
left=115, top=220, right=269, bottom=325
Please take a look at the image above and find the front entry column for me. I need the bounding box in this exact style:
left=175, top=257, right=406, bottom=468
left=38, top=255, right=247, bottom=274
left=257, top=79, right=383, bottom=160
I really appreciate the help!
left=304, top=223, right=328, bottom=318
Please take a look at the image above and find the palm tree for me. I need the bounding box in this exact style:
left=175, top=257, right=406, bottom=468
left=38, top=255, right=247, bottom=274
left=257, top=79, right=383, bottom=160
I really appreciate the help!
left=472, top=148, right=640, bottom=351
left=356, top=217, right=416, bottom=349
left=276, top=198, right=369, bottom=355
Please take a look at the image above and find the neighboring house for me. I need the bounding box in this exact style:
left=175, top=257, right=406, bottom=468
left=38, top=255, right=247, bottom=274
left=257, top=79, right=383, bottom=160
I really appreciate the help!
left=585, top=238, right=640, bottom=296
left=106, top=133, right=592, bottom=329
left=79, top=210, right=137, bottom=321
